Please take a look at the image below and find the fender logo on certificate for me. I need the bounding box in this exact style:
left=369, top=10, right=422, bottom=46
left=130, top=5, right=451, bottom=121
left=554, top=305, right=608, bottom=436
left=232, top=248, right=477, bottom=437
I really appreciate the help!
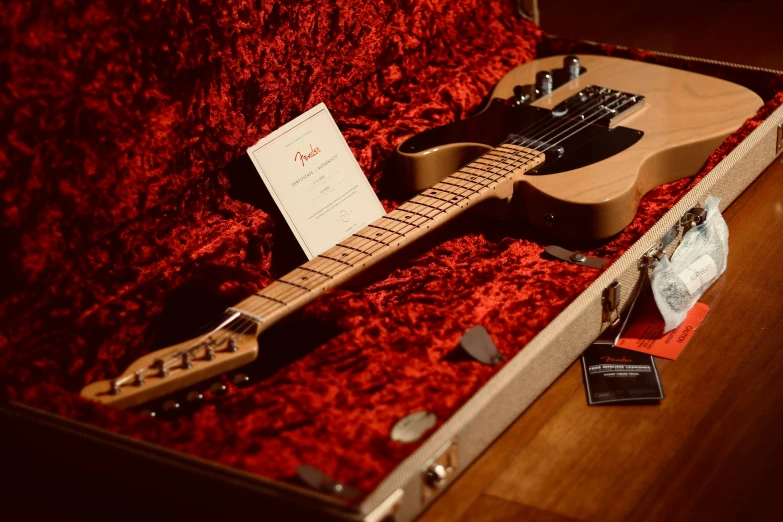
left=247, top=103, right=385, bottom=259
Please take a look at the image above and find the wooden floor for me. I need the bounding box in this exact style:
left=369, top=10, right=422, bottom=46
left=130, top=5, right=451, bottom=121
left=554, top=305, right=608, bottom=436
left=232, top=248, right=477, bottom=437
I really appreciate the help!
left=420, top=2, right=783, bottom=521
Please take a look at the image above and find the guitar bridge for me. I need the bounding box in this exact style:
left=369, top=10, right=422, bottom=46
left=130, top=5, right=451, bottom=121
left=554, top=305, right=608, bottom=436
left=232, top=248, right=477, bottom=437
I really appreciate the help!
left=552, top=85, right=645, bottom=127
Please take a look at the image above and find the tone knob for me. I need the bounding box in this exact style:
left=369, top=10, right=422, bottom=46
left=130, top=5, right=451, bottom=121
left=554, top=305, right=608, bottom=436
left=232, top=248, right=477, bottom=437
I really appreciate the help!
left=535, top=71, right=553, bottom=96
left=564, top=55, right=580, bottom=80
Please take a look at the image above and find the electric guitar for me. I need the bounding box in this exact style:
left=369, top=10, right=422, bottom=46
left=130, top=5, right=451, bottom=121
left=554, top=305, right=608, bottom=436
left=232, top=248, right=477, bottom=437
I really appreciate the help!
left=81, top=54, right=761, bottom=409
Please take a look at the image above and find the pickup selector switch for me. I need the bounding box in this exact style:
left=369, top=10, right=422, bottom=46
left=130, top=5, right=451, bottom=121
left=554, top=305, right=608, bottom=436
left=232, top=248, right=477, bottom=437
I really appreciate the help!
left=535, top=71, right=553, bottom=96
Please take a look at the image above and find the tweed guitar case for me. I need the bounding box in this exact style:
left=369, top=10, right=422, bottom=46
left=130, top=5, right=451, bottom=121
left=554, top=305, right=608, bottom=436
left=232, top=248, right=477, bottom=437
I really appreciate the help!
left=2, top=1, right=783, bottom=521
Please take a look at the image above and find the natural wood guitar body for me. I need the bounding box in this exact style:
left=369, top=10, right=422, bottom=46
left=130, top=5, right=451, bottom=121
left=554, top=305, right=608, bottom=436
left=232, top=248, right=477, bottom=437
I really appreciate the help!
left=395, top=55, right=762, bottom=239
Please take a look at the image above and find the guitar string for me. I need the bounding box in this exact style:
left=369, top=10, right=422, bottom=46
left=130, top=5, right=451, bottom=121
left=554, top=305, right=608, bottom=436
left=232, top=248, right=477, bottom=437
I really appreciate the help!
left=241, top=93, right=633, bottom=317
left=114, top=94, right=636, bottom=390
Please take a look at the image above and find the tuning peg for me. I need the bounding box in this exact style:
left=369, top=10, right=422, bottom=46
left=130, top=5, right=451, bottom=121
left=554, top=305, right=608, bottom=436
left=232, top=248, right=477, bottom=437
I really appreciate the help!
left=204, top=344, right=216, bottom=360
left=162, top=400, right=180, bottom=413
left=564, top=55, right=580, bottom=80
left=535, top=71, right=553, bottom=96
left=232, top=373, right=251, bottom=387
left=210, top=382, right=228, bottom=396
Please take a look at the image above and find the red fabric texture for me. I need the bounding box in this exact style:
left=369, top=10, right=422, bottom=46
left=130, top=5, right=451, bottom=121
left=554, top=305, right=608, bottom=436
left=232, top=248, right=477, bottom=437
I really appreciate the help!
left=2, top=0, right=782, bottom=499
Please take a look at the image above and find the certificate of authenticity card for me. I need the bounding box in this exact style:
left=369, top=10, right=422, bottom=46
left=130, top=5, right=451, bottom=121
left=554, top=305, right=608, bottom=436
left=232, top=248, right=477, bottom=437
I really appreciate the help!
left=247, top=103, right=385, bottom=259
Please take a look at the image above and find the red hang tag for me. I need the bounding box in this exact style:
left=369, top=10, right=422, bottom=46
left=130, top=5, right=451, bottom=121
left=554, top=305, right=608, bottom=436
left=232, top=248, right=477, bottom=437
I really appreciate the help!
left=616, top=300, right=710, bottom=360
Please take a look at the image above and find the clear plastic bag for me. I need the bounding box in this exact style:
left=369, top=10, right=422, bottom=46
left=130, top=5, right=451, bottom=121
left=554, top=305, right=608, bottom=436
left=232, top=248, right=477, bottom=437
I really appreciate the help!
left=650, top=196, right=728, bottom=333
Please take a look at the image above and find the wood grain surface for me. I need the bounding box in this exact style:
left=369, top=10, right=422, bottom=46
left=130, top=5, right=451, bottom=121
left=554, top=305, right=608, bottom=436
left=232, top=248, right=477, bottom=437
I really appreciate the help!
left=419, top=1, right=783, bottom=520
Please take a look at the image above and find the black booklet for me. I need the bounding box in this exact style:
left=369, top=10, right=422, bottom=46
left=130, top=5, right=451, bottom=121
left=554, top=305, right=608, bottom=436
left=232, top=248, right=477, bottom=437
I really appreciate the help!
left=580, top=343, right=664, bottom=405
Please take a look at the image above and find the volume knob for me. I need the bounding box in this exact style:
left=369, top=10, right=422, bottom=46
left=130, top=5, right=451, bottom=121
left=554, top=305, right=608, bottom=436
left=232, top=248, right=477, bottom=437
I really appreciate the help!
left=535, top=71, right=553, bottom=96
left=564, top=55, right=580, bottom=80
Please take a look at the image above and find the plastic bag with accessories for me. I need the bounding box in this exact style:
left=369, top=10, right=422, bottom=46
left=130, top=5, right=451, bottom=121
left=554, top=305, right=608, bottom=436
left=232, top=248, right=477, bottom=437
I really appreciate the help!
left=648, top=196, right=728, bottom=333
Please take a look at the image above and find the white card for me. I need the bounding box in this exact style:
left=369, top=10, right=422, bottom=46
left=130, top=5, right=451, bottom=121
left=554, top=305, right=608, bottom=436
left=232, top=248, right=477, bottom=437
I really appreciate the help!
left=247, top=103, right=385, bottom=259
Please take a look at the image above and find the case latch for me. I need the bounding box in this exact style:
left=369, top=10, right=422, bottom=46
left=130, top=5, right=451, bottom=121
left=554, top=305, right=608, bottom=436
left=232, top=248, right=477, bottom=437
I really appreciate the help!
left=602, top=281, right=622, bottom=327
left=422, top=441, right=458, bottom=503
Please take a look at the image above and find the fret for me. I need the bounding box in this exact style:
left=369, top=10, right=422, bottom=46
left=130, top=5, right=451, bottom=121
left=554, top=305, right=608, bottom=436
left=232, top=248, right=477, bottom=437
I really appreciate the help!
left=437, top=179, right=481, bottom=195
left=453, top=170, right=495, bottom=186
left=299, top=265, right=335, bottom=279
left=277, top=279, right=312, bottom=292
left=499, top=145, right=542, bottom=164
left=318, top=253, right=354, bottom=267
left=309, top=256, right=353, bottom=278
left=474, top=157, right=511, bottom=173
left=336, top=242, right=375, bottom=256
left=354, top=232, right=391, bottom=246
left=395, top=204, right=438, bottom=221
left=491, top=146, right=535, bottom=162
left=383, top=214, right=423, bottom=229
left=282, top=267, right=330, bottom=287
left=421, top=188, right=466, bottom=206
left=342, top=234, right=387, bottom=255
left=368, top=223, right=406, bottom=238
left=428, top=184, right=469, bottom=199
left=461, top=165, right=502, bottom=182
left=410, top=196, right=451, bottom=212
left=322, top=244, right=368, bottom=267
left=254, top=292, right=288, bottom=306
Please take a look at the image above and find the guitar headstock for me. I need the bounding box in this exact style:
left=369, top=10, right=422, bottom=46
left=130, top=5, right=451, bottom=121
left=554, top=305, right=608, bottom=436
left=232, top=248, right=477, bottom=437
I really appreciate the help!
left=81, top=310, right=261, bottom=409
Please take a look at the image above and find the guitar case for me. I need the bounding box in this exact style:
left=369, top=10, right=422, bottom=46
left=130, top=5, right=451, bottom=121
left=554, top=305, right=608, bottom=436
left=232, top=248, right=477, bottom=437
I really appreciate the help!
left=1, top=1, right=782, bottom=520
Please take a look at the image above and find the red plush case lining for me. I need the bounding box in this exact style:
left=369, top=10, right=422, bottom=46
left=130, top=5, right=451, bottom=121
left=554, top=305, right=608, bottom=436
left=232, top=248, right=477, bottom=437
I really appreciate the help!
left=2, top=0, right=782, bottom=500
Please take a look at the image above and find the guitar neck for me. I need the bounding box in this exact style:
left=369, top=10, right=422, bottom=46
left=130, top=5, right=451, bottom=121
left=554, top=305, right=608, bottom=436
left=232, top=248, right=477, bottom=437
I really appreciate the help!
left=232, top=143, right=544, bottom=331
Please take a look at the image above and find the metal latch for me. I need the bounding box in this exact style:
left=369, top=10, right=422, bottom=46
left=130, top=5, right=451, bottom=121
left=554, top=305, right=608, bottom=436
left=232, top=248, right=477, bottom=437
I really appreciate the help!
left=422, top=441, right=458, bottom=503
left=602, top=281, right=622, bottom=327
left=777, top=122, right=782, bottom=155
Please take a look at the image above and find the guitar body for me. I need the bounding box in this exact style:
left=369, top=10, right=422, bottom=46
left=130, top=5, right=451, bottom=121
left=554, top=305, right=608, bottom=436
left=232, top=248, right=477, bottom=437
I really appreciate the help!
left=395, top=55, right=762, bottom=240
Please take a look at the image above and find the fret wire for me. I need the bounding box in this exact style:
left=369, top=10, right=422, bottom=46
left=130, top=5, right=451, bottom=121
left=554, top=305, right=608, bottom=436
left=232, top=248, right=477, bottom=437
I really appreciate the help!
left=308, top=255, right=353, bottom=277
left=263, top=280, right=309, bottom=300
left=277, top=279, right=312, bottom=291
left=491, top=148, right=537, bottom=164
left=395, top=205, right=438, bottom=221
left=453, top=171, right=495, bottom=186
left=254, top=292, right=288, bottom=306
left=380, top=216, right=420, bottom=233
left=384, top=214, right=423, bottom=229
left=300, top=265, right=335, bottom=279
left=284, top=268, right=330, bottom=287
left=342, top=234, right=387, bottom=254
left=460, top=166, right=502, bottom=182
left=428, top=185, right=470, bottom=200
left=318, top=253, right=354, bottom=267
left=473, top=158, right=508, bottom=173
left=337, top=242, right=375, bottom=256
left=409, top=197, right=450, bottom=213
left=437, top=179, right=481, bottom=195
left=499, top=144, right=542, bottom=162
left=354, top=233, right=391, bottom=246
left=368, top=223, right=406, bottom=237
left=420, top=191, right=462, bottom=206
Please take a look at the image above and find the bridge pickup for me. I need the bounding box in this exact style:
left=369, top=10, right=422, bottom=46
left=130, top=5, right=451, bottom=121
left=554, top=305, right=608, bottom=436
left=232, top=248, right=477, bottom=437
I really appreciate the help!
left=552, top=85, right=645, bottom=127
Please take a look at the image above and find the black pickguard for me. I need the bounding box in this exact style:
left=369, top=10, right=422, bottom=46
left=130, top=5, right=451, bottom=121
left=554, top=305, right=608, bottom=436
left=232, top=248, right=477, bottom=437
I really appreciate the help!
left=398, top=99, right=643, bottom=175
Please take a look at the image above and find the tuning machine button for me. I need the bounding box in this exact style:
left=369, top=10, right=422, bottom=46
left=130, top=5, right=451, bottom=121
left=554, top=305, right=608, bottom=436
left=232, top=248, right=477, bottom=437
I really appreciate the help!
left=535, top=71, right=553, bottom=96
left=564, top=55, right=581, bottom=80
